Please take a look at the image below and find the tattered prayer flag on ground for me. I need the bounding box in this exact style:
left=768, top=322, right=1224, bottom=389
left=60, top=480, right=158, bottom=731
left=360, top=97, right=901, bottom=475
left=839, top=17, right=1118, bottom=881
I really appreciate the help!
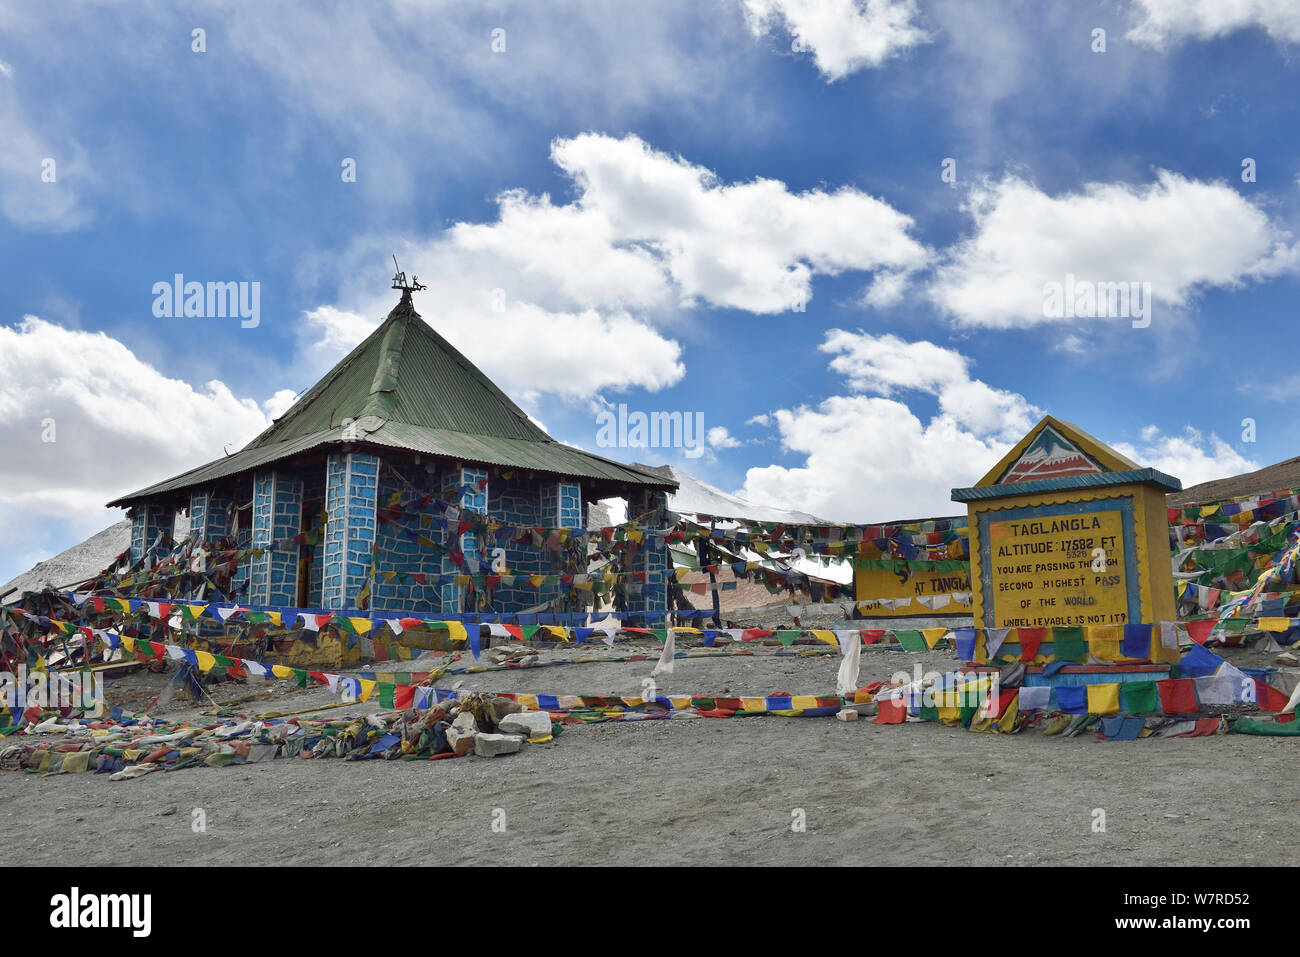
left=874, top=696, right=906, bottom=724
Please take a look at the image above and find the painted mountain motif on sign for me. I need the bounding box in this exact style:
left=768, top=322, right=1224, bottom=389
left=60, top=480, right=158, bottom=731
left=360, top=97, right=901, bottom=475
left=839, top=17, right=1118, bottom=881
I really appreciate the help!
left=999, top=426, right=1102, bottom=483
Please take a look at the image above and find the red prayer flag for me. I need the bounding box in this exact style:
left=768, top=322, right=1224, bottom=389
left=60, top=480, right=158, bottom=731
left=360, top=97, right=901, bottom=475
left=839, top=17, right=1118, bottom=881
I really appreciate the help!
left=393, top=685, right=415, bottom=710
left=1256, top=679, right=1290, bottom=712
left=1158, top=678, right=1198, bottom=714
left=874, top=697, right=907, bottom=725
left=1185, top=619, right=1216, bottom=644
left=1017, top=627, right=1045, bottom=661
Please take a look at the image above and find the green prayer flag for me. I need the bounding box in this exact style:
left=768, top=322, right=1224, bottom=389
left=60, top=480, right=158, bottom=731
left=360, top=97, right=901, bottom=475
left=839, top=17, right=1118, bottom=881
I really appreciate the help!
left=1050, top=627, right=1087, bottom=662
left=1120, top=680, right=1159, bottom=714
left=776, top=630, right=798, bottom=646
left=895, top=630, right=928, bottom=651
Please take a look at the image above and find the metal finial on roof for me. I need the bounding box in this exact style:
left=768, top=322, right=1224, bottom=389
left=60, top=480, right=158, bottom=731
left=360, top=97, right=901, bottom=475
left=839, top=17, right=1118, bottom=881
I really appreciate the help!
left=391, top=254, right=426, bottom=299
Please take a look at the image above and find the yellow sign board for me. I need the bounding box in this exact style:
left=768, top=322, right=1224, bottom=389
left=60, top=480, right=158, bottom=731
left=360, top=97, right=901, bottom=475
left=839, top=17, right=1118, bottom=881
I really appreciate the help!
left=987, top=510, right=1128, bottom=628
left=855, top=566, right=971, bottom=617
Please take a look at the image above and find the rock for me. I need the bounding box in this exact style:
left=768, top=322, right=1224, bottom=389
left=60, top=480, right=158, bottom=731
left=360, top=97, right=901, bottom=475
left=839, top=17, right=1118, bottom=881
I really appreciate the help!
left=519, top=655, right=540, bottom=668
left=447, top=712, right=478, bottom=755
left=489, top=697, right=524, bottom=724
left=835, top=708, right=858, bottom=722
left=473, top=732, right=524, bottom=757
left=1276, top=652, right=1299, bottom=666
left=498, top=711, right=552, bottom=737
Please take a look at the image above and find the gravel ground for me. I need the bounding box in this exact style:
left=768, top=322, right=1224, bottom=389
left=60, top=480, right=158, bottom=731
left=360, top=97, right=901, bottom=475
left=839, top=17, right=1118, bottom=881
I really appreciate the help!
left=2, top=631, right=1295, bottom=867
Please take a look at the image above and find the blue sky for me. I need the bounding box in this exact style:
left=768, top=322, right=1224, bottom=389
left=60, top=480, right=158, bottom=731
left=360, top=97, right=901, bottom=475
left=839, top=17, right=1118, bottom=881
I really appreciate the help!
left=3, top=0, right=1300, bottom=585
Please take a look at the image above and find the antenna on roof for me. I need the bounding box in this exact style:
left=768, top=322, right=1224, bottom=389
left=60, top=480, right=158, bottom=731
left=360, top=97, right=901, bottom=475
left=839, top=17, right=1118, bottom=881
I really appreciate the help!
left=391, top=254, right=426, bottom=299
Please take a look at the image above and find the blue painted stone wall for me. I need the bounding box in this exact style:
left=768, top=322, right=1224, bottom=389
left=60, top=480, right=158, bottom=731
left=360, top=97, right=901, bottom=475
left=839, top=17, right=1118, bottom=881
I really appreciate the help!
left=249, top=471, right=304, bottom=606
left=371, top=463, right=443, bottom=614
left=188, top=489, right=233, bottom=543
left=625, top=488, right=670, bottom=618
left=130, top=504, right=174, bottom=566
left=322, top=452, right=379, bottom=609
left=491, top=473, right=543, bottom=609
left=438, top=467, right=489, bottom=613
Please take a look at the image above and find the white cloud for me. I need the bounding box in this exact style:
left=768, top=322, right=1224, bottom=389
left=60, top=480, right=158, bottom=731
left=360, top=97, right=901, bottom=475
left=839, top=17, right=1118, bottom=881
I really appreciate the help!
left=740, top=394, right=1008, bottom=520
left=301, top=133, right=927, bottom=399
left=0, top=66, right=92, bottom=230
left=929, top=171, right=1298, bottom=328
left=820, top=329, right=1039, bottom=439
left=739, top=330, right=1041, bottom=520
left=303, top=298, right=685, bottom=404
left=707, top=426, right=741, bottom=449
left=0, top=316, right=279, bottom=583
left=1128, top=0, right=1300, bottom=48
left=539, top=133, right=930, bottom=314
left=263, top=389, right=300, bottom=419
left=1113, top=426, right=1258, bottom=488
left=742, top=0, right=929, bottom=80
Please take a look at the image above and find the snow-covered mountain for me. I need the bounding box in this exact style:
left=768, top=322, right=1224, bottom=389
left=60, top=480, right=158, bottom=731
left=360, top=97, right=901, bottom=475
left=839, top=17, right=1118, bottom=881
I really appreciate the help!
left=630, top=463, right=824, bottom=524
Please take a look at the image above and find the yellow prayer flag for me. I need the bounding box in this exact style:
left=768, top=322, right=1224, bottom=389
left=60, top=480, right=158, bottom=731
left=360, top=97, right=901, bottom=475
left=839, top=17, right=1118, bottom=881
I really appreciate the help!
left=922, top=626, right=948, bottom=649
left=1085, top=624, right=1124, bottom=662
left=1258, top=617, right=1291, bottom=632
left=348, top=617, right=373, bottom=634
left=194, top=651, right=217, bottom=673
left=444, top=622, right=468, bottom=644
left=359, top=679, right=377, bottom=702
left=996, top=693, right=1019, bottom=733
left=810, top=629, right=838, bottom=646
left=1086, top=682, right=1120, bottom=716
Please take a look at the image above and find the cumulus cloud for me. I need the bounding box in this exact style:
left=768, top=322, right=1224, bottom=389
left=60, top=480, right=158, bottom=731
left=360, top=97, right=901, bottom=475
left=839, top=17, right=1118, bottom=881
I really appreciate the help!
left=820, top=329, right=1039, bottom=439
left=742, top=0, right=929, bottom=79
left=707, top=426, right=741, bottom=449
left=0, top=316, right=279, bottom=583
left=302, top=133, right=927, bottom=400
left=1128, top=0, right=1300, bottom=48
left=1113, top=426, right=1258, bottom=489
left=928, top=171, right=1298, bottom=328
left=738, top=330, right=1042, bottom=520
left=740, top=394, right=1009, bottom=521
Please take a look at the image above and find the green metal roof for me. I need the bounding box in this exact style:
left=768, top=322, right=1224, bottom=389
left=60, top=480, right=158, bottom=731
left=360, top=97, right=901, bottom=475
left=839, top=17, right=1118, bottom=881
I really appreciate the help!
left=108, top=293, right=676, bottom=506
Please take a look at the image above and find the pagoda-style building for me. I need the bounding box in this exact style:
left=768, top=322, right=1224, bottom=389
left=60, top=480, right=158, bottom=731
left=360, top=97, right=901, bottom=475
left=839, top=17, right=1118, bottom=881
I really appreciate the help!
left=108, top=283, right=676, bottom=617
